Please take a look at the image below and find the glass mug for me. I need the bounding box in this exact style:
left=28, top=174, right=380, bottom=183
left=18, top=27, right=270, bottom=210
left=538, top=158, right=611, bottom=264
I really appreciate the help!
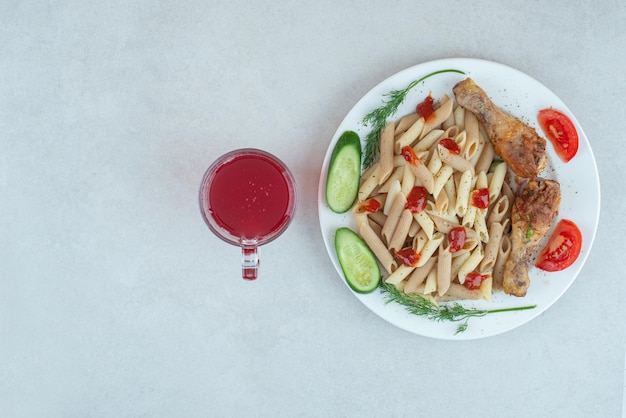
left=199, top=148, right=297, bottom=280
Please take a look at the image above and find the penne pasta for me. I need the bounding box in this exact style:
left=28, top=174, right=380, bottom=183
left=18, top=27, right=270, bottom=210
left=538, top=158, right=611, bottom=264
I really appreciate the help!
left=381, top=191, right=406, bottom=244
left=383, top=179, right=402, bottom=215
left=462, top=110, right=480, bottom=160
left=395, top=112, right=420, bottom=136
left=480, top=221, right=504, bottom=272
left=454, top=169, right=473, bottom=216
left=457, top=246, right=484, bottom=284
left=416, top=232, right=444, bottom=267
left=388, top=209, right=413, bottom=251
left=492, top=234, right=511, bottom=290
left=420, top=95, right=453, bottom=138
left=378, top=166, right=405, bottom=194
left=437, top=243, right=452, bottom=296
left=358, top=164, right=381, bottom=201
left=438, top=142, right=475, bottom=177
left=359, top=222, right=397, bottom=275
left=413, top=210, right=435, bottom=240
left=487, top=195, right=509, bottom=225
left=413, top=129, right=444, bottom=153
left=404, top=257, right=437, bottom=293
left=474, top=141, right=495, bottom=173
left=348, top=90, right=528, bottom=304
left=395, top=117, right=425, bottom=153
left=378, top=121, right=396, bottom=185
left=385, top=264, right=415, bottom=285
left=423, top=267, right=438, bottom=294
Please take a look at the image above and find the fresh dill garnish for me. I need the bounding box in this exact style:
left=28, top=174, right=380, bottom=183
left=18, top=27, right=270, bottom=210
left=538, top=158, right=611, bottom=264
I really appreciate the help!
left=361, top=68, right=466, bottom=168
left=379, top=281, right=537, bottom=335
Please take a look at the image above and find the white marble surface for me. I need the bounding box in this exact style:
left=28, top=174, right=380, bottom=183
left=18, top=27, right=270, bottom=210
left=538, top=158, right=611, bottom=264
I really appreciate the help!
left=1, top=1, right=624, bottom=417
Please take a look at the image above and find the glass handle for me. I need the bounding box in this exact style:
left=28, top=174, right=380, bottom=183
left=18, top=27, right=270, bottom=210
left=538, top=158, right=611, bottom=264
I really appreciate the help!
left=241, top=246, right=259, bottom=280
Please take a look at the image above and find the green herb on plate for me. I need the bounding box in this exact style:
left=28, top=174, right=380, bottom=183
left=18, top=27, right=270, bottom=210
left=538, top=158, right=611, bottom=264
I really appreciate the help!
left=379, top=281, right=537, bottom=334
left=361, top=68, right=466, bottom=169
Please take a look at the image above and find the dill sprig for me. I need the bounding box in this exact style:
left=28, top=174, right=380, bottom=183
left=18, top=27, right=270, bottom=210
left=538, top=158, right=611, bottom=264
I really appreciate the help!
left=361, top=68, right=466, bottom=169
left=379, top=281, right=537, bottom=335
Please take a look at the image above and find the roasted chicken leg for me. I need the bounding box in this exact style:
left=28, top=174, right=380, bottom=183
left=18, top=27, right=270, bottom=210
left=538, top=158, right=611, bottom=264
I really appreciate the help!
left=503, top=179, right=561, bottom=297
left=453, top=78, right=547, bottom=179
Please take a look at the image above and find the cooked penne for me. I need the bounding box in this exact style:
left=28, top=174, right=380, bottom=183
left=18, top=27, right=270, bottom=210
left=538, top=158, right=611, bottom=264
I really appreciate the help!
left=413, top=129, right=444, bottom=152
left=457, top=245, right=484, bottom=284
left=395, top=117, right=425, bottom=153
left=395, top=112, right=420, bottom=136
left=420, top=95, right=453, bottom=138
left=359, top=222, right=397, bottom=275
left=405, top=158, right=435, bottom=194
left=381, top=192, right=406, bottom=244
left=388, top=209, right=413, bottom=251
left=400, top=163, right=416, bottom=196
left=432, top=164, right=454, bottom=199
left=404, top=257, right=437, bottom=293
left=487, top=195, right=509, bottom=225
left=492, top=234, right=511, bottom=290
left=437, top=283, right=481, bottom=301
left=350, top=90, right=525, bottom=304
left=383, top=179, right=402, bottom=215
left=416, top=232, right=444, bottom=267
left=378, top=121, right=396, bottom=185
left=423, top=267, right=438, bottom=294
left=453, top=105, right=465, bottom=130
left=378, top=166, right=405, bottom=194
left=479, top=276, right=492, bottom=301
left=358, top=164, right=381, bottom=201
left=455, top=169, right=473, bottom=216
left=437, top=243, right=452, bottom=296
left=438, top=143, right=475, bottom=177
left=368, top=210, right=387, bottom=227
left=427, top=144, right=443, bottom=175
left=480, top=221, right=503, bottom=272
left=463, top=109, right=480, bottom=160
left=385, top=264, right=415, bottom=285
left=434, top=188, right=449, bottom=214
left=474, top=141, right=495, bottom=173
left=413, top=210, right=435, bottom=240
left=488, top=160, right=507, bottom=202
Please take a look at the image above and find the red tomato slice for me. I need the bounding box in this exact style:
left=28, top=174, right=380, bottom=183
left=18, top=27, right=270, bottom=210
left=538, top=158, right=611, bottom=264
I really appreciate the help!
left=535, top=219, right=582, bottom=272
left=537, top=108, right=579, bottom=162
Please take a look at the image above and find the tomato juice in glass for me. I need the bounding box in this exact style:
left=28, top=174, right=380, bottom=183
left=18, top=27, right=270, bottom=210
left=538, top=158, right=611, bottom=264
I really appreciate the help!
left=199, top=149, right=297, bottom=280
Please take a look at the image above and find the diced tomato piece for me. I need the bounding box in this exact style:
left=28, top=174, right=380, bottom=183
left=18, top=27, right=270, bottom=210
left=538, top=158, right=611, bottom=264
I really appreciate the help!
left=360, top=198, right=381, bottom=213
left=448, top=227, right=466, bottom=253
left=464, top=271, right=488, bottom=290
left=537, top=108, right=579, bottom=162
left=405, top=186, right=428, bottom=214
left=401, top=146, right=421, bottom=166
left=395, top=247, right=421, bottom=267
left=416, top=93, right=434, bottom=120
left=535, top=219, right=582, bottom=272
left=439, top=138, right=460, bottom=154
left=471, top=188, right=490, bottom=209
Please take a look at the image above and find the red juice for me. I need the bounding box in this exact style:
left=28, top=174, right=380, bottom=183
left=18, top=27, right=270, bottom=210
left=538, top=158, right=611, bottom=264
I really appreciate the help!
left=200, top=149, right=296, bottom=245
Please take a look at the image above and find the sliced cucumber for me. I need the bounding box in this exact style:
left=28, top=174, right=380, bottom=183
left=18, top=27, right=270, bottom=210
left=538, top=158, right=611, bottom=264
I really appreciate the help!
left=334, top=227, right=380, bottom=293
left=326, top=131, right=361, bottom=213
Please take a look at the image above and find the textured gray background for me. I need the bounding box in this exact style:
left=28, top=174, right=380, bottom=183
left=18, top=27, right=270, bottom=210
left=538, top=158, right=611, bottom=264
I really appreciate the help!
left=1, top=1, right=624, bottom=417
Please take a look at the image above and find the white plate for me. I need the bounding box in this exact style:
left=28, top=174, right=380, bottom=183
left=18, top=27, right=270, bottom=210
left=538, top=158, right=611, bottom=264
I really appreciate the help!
left=317, top=58, right=600, bottom=340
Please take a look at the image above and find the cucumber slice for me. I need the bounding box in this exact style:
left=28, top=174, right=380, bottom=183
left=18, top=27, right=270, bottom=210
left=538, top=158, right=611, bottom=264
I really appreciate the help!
left=326, top=131, right=361, bottom=213
left=334, top=227, right=380, bottom=293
